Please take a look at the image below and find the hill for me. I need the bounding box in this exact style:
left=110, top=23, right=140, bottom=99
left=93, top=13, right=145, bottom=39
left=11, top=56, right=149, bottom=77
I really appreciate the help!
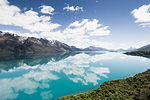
left=138, top=44, right=150, bottom=51
left=125, top=44, right=150, bottom=56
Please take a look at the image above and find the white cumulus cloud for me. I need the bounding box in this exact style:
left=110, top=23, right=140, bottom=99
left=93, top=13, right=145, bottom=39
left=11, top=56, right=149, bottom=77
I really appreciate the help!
left=0, top=0, right=112, bottom=49
left=62, top=19, right=111, bottom=48
left=63, top=4, right=83, bottom=12
left=40, top=5, right=55, bottom=15
left=0, top=0, right=60, bottom=33
left=131, top=4, right=150, bottom=27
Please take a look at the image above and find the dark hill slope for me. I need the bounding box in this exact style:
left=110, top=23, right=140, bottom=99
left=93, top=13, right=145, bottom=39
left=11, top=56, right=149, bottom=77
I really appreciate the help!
left=125, top=44, right=150, bottom=56
left=138, top=44, right=150, bottom=51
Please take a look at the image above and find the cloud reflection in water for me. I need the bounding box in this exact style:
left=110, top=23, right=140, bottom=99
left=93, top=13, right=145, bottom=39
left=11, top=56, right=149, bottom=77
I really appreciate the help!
left=0, top=52, right=111, bottom=100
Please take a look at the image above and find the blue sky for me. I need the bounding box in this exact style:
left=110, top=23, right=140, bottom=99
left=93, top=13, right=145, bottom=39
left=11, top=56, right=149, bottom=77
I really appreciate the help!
left=0, top=0, right=150, bottom=49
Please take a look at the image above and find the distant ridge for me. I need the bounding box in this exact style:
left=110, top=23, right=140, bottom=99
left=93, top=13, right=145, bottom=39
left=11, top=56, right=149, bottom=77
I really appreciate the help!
left=83, top=46, right=108, bottom=51
left=125, top=44, right=150, bottom=56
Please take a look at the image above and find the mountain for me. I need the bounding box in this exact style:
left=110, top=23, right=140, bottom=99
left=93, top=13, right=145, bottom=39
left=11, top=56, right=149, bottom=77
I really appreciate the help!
left=0, top=31, right=80, bottom=54
left=71, top=46, right=82, bottom=51
left=127, top=47, right=137, bottom=51
left=83, top=46, right=108, bottom=51
left=116, top=48, right=126, bottom=52
left=125, top=44, right=150, bottom=56
left=0, top=52, right=81, bottom=71
left=138, top=44, right=150, bottom=51
left=117, top=47, right=137, bottom=52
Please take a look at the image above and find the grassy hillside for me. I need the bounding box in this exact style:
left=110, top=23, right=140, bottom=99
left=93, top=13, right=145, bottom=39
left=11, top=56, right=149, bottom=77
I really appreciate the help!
left=58, top=69, right=150, bottom=100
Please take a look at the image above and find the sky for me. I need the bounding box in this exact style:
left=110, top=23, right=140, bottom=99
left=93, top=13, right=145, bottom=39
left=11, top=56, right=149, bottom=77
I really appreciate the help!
left=0, top=0, right=150, bottom=49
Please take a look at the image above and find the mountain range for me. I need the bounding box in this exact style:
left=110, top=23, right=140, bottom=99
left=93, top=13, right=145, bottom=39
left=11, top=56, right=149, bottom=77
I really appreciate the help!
left=0, top=31, right=81, bottom=54
left=0, top=31, right=141, bottom=54
left=0, top=31, right=115, bottom=54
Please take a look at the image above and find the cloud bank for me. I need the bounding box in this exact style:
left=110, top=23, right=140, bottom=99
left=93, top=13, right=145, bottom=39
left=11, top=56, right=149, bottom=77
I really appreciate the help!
left=0, top=0, right=111, bottom=48
left=0, top=0, right=60, bottom=33
left=131, top=4, right=150, bottom=27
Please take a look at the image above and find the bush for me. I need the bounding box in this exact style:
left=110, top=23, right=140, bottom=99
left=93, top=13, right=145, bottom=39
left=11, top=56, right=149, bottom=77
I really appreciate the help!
left=58, top=70, right=150, bottom=100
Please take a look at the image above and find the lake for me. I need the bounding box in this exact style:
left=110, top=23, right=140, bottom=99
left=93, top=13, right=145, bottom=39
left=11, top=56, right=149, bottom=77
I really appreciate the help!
left=0, top=52, right=150, bottom=100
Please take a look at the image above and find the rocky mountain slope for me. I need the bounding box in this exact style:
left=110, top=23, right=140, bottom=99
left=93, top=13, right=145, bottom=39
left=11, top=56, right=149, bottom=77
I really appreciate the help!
left=0, top=31, right=79, bottom=54
left=138, top=44, right=150, bottom=51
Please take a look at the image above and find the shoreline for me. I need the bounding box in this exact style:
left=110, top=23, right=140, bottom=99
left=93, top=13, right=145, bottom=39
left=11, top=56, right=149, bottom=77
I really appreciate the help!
left=58, top=69, right=150, bottom=100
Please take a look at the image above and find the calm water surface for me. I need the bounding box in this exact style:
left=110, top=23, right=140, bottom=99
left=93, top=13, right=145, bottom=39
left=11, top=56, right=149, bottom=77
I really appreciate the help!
left=0, top=52, right=150, bottom=100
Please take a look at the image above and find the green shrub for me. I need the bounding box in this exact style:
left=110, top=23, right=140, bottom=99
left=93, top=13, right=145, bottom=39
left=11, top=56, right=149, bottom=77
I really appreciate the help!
left=58, top=70, right=150, bottom=100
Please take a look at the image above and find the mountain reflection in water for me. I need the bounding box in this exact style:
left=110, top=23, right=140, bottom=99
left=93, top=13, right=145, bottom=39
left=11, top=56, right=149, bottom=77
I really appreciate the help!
left=0, top=52, right=150, bottom=100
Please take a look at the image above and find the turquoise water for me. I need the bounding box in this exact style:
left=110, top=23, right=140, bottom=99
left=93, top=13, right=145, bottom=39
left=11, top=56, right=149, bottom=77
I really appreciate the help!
left=0, top=52, right=150, bottom=100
